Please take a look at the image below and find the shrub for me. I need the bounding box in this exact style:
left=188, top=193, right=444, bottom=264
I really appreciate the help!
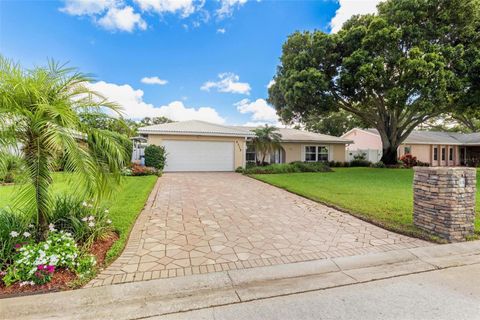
left=144, top=145, right=166, bottom=170
left=0, top=154, right=23, bottom=183
left=235, top=166, right=244, bottom=173
left=243, top=162, right=331, bottom=174
left=0, top=209, right=32, bottom=270
left=371, top=161, right=386, bottom=168
left=2, top=231, right=96, bottom=286
left=399, top=153, right=418, bottom=168
left=121, top=164, right=160, bottom=176
left=353, top=153, right=367, bottom=161
left=349, top=159, right=372, bottom=167
left=49, top=195, right=114, bottom=248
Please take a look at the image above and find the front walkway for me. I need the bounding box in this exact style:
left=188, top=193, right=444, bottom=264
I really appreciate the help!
left=88, top=173, right=429, bottom=287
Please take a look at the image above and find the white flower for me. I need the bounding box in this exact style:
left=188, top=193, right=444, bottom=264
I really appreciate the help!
left=104, top=209, right=109, bottom=213
left=28, top=224, right=34, bottom=228
left=88, top=215, right=95, bottom=221
left=10, top=231, right=19, bottom=238
left=48, top=223, right=56, bottom=231
left=88, top=221, right=95, bottom=228
left=81, top=217, right=88, bottom=222
left=23, top=231, right=31, bottom=238
left=106, top=219, right=112, bottom=224
left=82, top=201, right=88, bottom=207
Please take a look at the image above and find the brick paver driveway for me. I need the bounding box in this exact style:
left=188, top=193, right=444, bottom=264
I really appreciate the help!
left=89, top=173, right=429, bottom=287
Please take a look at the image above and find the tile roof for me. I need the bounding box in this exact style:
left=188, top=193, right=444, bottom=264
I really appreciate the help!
left=361, top=128, right=480, bottom=145
left=138, top=120, right=352, bottom=144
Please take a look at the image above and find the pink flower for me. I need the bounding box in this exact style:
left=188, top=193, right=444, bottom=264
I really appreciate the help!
left=14, top=243, right=21, bottom=249
left=46, top=265, right=55, bottom=273
left=37, top=264, right=45, bottom=270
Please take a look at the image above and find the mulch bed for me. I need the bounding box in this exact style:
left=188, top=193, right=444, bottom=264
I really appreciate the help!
left=0, top=232, right=119, bottom=298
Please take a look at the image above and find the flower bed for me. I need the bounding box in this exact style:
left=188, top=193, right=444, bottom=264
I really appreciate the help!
left=0, top=196, right=118, bottom=297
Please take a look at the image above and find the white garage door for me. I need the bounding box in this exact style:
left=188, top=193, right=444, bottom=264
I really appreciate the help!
left=162, top=140, right=235, bottom=172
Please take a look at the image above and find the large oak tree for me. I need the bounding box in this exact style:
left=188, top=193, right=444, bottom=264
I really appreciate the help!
left=269, top=0, right=480, bottom=164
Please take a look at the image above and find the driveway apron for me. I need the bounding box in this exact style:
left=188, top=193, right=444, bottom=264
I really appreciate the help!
left=88, top=173, right=429, bottom=287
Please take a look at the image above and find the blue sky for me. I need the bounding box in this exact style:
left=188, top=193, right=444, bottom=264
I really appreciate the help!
left=0, top=0, right=380, bottom=125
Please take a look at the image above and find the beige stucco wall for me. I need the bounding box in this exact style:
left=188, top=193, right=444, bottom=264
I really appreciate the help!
left=280, top=143, right=302, bottom=163
left=280, top=142, right=347, bottom=163
left=343, top=129, right=382, bottom=151
left=146, top=134, right=246, bottom=169
left=146, top=134, right=348, bottom=168
left=330, top=144, right=347, bottom=162
left=398, top=143, right=461, bottom=166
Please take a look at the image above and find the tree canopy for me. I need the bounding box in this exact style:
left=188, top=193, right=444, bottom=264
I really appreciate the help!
left=269, top=0, right=480, bottom=164
left=0, top=57, right=130, bottom=238
left=251, top=125, right=282, bottom=165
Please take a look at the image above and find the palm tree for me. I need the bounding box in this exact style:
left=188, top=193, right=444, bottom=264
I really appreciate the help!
left=251, top=125, right=282, bottom=165
left=0, top=57, right=130, bottom=240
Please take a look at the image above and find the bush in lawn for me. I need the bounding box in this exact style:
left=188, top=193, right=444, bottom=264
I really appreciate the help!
left=243, top=162, right=331, bottom=174
left=49, top=195, right=114, bottom=248
left=399, top=154, right=418, bottom=168
left=0, top=154, right=23, bottom=183
left=349, top=159, right=372, bottom=167
left=371, top=161, right=386, bottom=168
left=0, top=209, right=33, bottom=270
left=2, top=231, right=96, bottom=286
left=144, top=145, right=166, bottom=171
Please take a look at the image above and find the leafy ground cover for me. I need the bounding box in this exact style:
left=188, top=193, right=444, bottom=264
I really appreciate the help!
left=0, top=173, right=157, bottom=294
left=253, top=168, right=480, bottom=241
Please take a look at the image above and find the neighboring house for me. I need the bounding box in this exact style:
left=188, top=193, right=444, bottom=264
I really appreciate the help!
left=342, top=128, right=480, bottom=166
left=138, top=120, right=352, bottom=172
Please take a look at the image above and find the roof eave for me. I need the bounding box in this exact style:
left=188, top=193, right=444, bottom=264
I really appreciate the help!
left=138, top=130, right=255, bottom=138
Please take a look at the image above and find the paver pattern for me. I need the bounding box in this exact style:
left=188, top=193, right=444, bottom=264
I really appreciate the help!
left=89, top=173, right=429, bottom=287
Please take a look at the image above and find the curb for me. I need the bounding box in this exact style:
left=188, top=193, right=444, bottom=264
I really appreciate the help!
left=1, top=241, right=479, bottom=320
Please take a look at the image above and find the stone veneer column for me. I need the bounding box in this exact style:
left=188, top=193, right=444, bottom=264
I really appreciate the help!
left=413, top=166, right=476, bottom=242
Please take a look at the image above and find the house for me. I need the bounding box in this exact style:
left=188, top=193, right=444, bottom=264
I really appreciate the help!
left=342, top=128, right=480, bottom=166
left=138, top=120, right=352, bottom=172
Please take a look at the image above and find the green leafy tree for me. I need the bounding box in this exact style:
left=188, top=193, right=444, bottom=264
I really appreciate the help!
left=269, top=0, right=480, bottom=164
left=139, top=116, right=173, bottom=126
left=251, top=125, right=282, bottom=165
left=303, top=111, right=367, bottom=136
left=79, top=112, right=136, bottom=136
left=0, top=57, right=131, bottom=239
left=144, top=145, right=166, bottom=170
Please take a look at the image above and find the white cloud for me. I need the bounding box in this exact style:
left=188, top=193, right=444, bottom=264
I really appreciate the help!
left=201, top=73, right=251, bottom=95
left=60, top=0, right=118, bottom=15
left=141, top=76, right=168, bottom=85
left=235, top=98, right=279, bottom=123
left=267, top=79, right=275, bottom=89
left=217, top=28, right=226, bottom=34
left=98, top=6, right=147, bottom=32
left=87, top=81, right=225, bottom=123
left=134, top=0, right=198, bottom=17
left=330, top=0, right=382, bottom=33
left=217, top=0, right=247, bottom=18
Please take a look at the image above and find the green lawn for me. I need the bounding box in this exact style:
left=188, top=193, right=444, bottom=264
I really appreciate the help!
left=0, top=173, right=158, bottom=264
left=253, top=168, right=480, bottom=241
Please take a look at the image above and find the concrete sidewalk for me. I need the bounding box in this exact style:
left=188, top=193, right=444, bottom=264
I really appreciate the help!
left=1, top=241, right=479, bottom=320
left=156, top=264, right=480, bottom=320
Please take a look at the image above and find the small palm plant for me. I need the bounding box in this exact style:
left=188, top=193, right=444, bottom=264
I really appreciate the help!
left=251, top=125, right=282, bottom=165
left=0, top=57, right=130, bottom=240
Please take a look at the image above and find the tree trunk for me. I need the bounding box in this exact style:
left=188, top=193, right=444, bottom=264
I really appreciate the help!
left=380, top=146, right=398, bottom=165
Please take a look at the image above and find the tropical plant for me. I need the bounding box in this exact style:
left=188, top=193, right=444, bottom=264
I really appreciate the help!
left=0, top=57, right=131, bottom=240
left=268, top=0, right=480, bottom=164
left=0, top=153, right=23, bottom=183
left=251, top=125, right=282, bottom=165
left=144, top=145, right=166, bottom=170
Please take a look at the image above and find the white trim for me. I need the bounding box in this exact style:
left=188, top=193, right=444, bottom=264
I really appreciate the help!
left=341, top=128, right=379, bottom=139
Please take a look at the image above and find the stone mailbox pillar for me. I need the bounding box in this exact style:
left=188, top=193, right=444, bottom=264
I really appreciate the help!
left=413, top=167, right=476, bottom=242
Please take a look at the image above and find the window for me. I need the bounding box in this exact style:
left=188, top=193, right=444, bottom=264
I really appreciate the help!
left=441, top=147, right=446, bottom=161
left=304, top=146, right=329, bottom=162
left=318, top=146, right=329, bottom=161
left=404, top=146, right=411, bottom=154
left=305, top=146, right=317, bottom=162
left=433, top=147, right=438, bottom=161
left=449, top=147, right=454, bottom=161
left=246, top=144, right=256, bottom=162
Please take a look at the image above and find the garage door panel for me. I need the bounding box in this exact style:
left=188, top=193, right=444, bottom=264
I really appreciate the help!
left=163, top=140, right=234, bottom=172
